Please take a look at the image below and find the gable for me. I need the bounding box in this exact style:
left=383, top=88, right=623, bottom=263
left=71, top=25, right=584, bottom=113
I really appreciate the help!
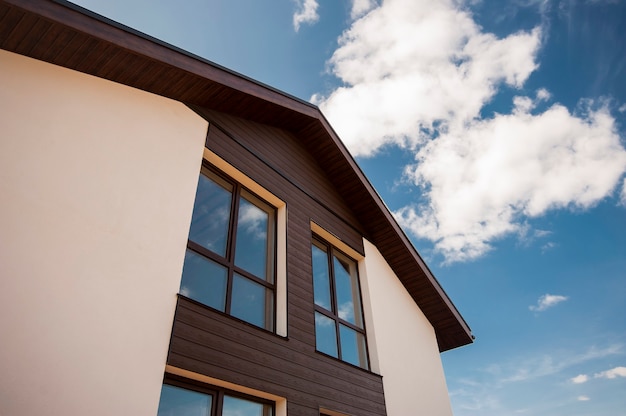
left=0, top=0, right=472, bottom=351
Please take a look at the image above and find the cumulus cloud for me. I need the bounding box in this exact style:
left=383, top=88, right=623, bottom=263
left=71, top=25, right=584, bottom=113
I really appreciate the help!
left=577, top=395, right=591, bottom=401
left=315, top=0, right=542, bottom=156
left=398, top=99, right=626, bottom=261
left=620, top=178, right=626, bottom=206
left=314, top=0, right=626, bottom=263
left=594, top=366, right=626, bottom=379
left=350, top=0, right=378, bottom=19
left=571, top=374, right=588, bottom=384
left=529, top=294, right=568, bottom=312
left=292, top=0, right=319, bottom=31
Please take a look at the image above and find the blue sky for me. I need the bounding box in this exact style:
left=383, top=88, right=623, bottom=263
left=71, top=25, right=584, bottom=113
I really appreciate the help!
left=70, top=0, right=626, bottom=414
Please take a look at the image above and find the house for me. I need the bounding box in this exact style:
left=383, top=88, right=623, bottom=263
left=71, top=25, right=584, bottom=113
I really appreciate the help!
left=0, top=0, right=473, bottom=415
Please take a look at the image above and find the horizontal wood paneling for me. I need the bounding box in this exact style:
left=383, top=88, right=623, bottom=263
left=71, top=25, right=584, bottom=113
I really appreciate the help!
left=200, top=113, right=366, bottom=255
left=171, top=297, right=387, bottom=416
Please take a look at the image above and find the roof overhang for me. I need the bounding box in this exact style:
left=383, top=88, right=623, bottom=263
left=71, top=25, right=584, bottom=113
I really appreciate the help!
left=0, top=0, right=473, bottom=351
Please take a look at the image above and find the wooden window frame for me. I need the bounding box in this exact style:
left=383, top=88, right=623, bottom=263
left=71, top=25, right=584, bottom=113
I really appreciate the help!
left=312, top=235, right=370, bottom=370
left=160, top=374, right=275, bottom=416
left=183, top=162, right=277, bottom=332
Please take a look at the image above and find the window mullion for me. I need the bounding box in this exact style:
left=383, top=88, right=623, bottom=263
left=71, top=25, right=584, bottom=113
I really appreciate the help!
left=225, top=183, right=241, bottom=316
left=214, top=390, right=224, bottom=416
left=327, top=246, right=343, bottom=361
left=336, top=317, right=365, bottom=333
left=232, top=267, right=275, bottom=289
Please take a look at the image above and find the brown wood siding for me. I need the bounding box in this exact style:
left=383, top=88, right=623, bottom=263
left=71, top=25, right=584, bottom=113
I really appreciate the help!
left=167, top=112, right=385, bottom=415
left=197, top=109, right=366, bottom=254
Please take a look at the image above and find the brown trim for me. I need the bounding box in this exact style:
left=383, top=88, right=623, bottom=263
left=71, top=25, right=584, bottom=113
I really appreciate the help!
left=184, top=161, right=278, bottom=332
left=162, top=373, right=276, bottom=415
left=312, top=235, right=370, bottom=370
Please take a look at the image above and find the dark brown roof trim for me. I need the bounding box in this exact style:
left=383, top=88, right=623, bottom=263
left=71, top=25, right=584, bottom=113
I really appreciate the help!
left=0, top=0, right=473, bottom=351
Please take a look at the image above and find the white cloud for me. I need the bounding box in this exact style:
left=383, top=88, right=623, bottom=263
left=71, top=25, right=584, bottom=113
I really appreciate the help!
left=495, top=345, right=623, bottom=384
left=292, top=0, right=319, bottom=31
left=450, top=345, right=622, bottom=414
left=314, top=0, right=541, bottom=157
left=577, top=395, right=591, bottom=401
left=529, top=294, right=568, bottom=312
left=620, top=178, right=626, bottom=206
left=594, top=366, right=626, bottom=379
left=396, top=100, right=626, bottom=262
left=571, top=374, right=589, bottom=384
left=534, top=229, right=552, bottom=238
left=540, top=241, right=557, bottom=254
left=350, top=0, right=378, bottom=19
left=314, top=0, right=626, bottom=263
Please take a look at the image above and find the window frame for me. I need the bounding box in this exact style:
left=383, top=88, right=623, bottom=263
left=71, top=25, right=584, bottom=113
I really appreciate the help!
left=182, top=162, right=278, bottom=332
left=159, top=374, right=275, bottom=416
left=312, top=234, right=370, bottom=370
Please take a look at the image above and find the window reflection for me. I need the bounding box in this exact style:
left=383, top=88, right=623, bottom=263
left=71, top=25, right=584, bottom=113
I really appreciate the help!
left=311, top=237, right=369, bottom=370
left=333, top=254, right=363, bottom=328
left=231, top=273, right=273, bottom=331
left=339, top=324, right=368, bottom=368
left=223, top=395, right=273, bottom=416
left=157, top=383, right=273, bottom=416
left=157, top=384, right=212, bottom=416
left=188, top=168, right=233, bottom=257
left=180, top=249, right=228, bottom=312
left=315, top=312, right=338, bottom=358
left=180, top=164, right=276, bottom=332
left=235, top=192, right=274, bottom=282
left=312, top=243, right=332, bottom=311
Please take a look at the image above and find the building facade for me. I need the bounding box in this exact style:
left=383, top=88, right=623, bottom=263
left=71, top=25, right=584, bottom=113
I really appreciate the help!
left=0, top=1, right=472, bottom=415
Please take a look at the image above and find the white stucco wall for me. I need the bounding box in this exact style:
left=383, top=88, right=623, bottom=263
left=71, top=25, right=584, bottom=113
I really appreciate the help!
left=0, top=50, right=208, bottom=416
left=359, top=239, right=454, bottom=416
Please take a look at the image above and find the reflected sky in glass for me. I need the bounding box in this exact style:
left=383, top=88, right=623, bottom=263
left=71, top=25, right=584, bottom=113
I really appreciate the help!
left=188, top=171, right=232, bottom=257
left=223, top=395, right=272, bottom=416
left=333, top=255, right=363, bottom=328
left=315, top=312, right=338, bottom=358
left=312, top=243, right=332, bottom=311
left=180, top=249, right=228, bottom=311
left=157, top=384, right=212, bottom=416
left=235, top=195, right=270, bottom=280
left=231, top=273, right=272, bottom=330
left=339, top=324, right=369, bottom=369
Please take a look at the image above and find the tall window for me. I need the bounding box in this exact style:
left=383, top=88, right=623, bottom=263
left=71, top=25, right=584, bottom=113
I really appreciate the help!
left=157, top=380, right=273, bottom=416
left=180, top=164, right=276, bottom=331
left=311, top=237, right=369, bottom=370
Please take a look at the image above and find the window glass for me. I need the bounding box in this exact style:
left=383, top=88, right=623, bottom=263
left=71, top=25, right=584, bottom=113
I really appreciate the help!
left=315, top=312, right=338, bottom=358
left=157, top=384, right=212, bottom=416
left=180, top=165, right=276, bottom=332
left=157, top=382, right=273, bottom=416
left=311, top=243, right=332, bottom=311
left=339, top=324, right=369, bottom=369
left=312, top=237, right=369, bottom=369
left=223, top=395, right=273, bottom=416
left=188, top=169, right=233, bottom=257
left=333, top=254, right=363, bottom=328
left=234, top=192, right=273, bottom=281
left=180, top=249, right=228, bottom=312
left=231, top=273, right=273, bottom=330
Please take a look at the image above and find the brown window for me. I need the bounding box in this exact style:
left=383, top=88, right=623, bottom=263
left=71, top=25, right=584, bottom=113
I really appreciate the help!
left=180, top=163, right=276, bottom=331
left=312, top=237, right=369, bottom=370
left=157, top=377, right=274, bottom=416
